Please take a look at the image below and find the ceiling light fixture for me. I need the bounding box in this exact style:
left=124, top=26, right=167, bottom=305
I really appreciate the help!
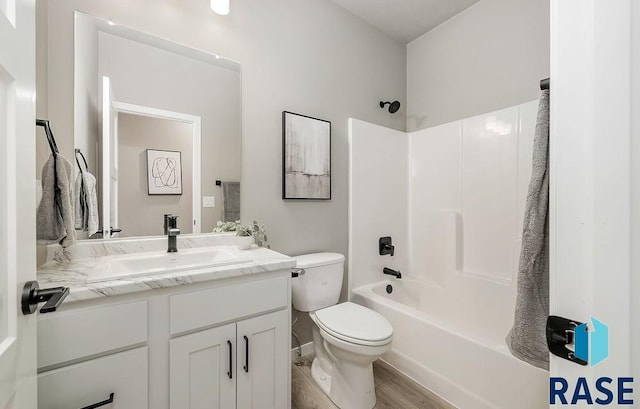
left=210, top=0, right=230, bottom=15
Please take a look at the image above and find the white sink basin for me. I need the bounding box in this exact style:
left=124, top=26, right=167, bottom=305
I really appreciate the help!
left=87, top=247, right=252, bottom=283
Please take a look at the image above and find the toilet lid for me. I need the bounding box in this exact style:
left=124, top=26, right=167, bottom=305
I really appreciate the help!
left=314, top=302, right=393, bottom=344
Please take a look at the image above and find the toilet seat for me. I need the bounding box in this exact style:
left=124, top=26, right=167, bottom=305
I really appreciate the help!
left=312, top=302, right=393, bottom=347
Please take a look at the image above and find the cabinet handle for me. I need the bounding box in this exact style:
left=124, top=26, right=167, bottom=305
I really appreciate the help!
left=243, top=335, right=249, bottom=373
left=227, top=340, right=233, bottom=379
left=80, top=393, right=114, bottom=409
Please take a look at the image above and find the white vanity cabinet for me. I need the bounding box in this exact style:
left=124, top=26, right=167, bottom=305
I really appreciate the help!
left=170, top=309, right=289, bottom=409
left=170, top=323, right=237, bottom=409
left=36, top=271, right=292, bottom=409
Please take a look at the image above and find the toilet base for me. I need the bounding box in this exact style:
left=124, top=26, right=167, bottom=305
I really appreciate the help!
left=310, top=352, right=377, bottom=409
left=310, top=357, right=332, bottom=397
left=308, top=307, right=391, bottom=409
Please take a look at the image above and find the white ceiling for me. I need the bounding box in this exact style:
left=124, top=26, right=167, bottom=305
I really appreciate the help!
left=328, top=0, right=481, bottom=43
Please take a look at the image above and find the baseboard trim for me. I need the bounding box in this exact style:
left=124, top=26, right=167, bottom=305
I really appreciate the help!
left=291, top=341, right=314, bottom=361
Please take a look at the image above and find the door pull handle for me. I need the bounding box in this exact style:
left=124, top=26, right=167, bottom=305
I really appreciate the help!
left=21, top=280, right=69, bottom=315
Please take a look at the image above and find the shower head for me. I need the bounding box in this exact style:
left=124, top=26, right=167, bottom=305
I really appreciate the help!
left=380, top=100, right=401, bottom=114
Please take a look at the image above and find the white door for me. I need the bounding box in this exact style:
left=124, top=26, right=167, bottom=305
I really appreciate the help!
left=237, top=310, right=289, bottom=409
left=550, top=0, right=636, bottom=404
left=0, top=0, right=37, bottom=408
left=101, top=76, right=118, bottom=238
left=170, top=323, right=236, bottom=409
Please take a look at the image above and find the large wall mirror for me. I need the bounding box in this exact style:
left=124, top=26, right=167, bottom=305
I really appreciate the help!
left=73, top=11, right=241, bottom=240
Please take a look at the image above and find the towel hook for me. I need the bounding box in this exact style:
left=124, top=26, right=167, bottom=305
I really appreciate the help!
left=36, top=119, right=59, bottom=155
left=74, top=149, right=89, bottom=173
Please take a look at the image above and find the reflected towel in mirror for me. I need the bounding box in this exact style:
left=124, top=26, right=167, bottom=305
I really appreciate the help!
left=74, top=170, right=99, bottom=237
left=222, top=182, right=240, bottom=222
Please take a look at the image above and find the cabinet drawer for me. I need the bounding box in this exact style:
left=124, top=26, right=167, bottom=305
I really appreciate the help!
left=38, top=301, right=148, bottom=369
left=170, top=276, right=288, bottom=335
left=38, top=347, right=148, bottom=409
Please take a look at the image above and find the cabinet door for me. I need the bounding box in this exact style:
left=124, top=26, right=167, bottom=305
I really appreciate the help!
left=38, top=347, right=148, bottom=409
left=237, top=309, right=289, bottom=409
left=170, top=323, right=236, bottom=409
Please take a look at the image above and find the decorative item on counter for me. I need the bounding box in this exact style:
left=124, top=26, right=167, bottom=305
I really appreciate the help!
left=234, top=224, right=254, bottom=250
left=214, top=220, right=269, bottom=250
left=251, top=221, right=269, bottom=248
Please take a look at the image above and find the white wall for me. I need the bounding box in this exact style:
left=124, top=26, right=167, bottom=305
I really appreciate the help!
left=407, top=0, right=550, bottom=131
left=348, top=119, right=408, bottom=292
left=38, top=0, right=406, bottom=344
left=39, top=0, right=406, bottom=249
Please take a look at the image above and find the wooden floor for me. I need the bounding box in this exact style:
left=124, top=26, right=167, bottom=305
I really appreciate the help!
left=291, top=355, right=456, bottom=409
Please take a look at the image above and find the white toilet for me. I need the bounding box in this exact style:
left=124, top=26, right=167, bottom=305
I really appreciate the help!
left=292, top=253, right=393, bottom=409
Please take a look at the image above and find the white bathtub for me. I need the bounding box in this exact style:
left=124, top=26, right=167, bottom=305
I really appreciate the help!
left=352, top=279, right=548, bottom=409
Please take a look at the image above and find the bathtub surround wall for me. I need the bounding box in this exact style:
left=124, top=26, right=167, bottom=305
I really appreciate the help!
left=348, top=119, right=408, bottom=292
left=409, top=102, right=538, bottom=291
left=349, top=100, right=546, bottom=408
left=407, top=0, right=550, bottom=131
left=412, top=102, right=537, bottom=333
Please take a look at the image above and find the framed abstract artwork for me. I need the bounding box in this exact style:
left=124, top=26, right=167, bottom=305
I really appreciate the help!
left=146, top=149, right=183, bottom=195
left=282, top=111, right=331, bottom=200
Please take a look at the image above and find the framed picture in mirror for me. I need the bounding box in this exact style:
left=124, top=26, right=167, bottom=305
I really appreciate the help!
left=282, top=111, right=331, bottom=200
left=147, top=149, right=183, bottom=195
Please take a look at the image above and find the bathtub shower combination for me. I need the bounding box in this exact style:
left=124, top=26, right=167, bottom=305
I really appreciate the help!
left=348, top=102, right=548, bottom=409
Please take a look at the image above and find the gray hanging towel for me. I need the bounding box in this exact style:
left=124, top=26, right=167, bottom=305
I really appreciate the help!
left=74, top=170, right=100, bottom=237
left=222, top=182, right=240, bottom=222
left=37, top=153, right=76, bottom=247
left=506, top=90, right=550, bottom=370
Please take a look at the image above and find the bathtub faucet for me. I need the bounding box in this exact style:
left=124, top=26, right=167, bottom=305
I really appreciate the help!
left=383, top=267, right=402, bottom=279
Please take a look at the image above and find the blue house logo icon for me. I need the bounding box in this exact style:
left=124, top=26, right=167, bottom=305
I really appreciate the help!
left=549, top=317, right=633, bottom=405
left=574, top=317, right=609, bottom=367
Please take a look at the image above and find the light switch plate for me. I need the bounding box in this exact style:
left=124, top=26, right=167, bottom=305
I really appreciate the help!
left=203, top=196, right=215, bottom=208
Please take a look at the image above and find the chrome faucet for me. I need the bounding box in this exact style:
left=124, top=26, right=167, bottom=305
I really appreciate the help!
left=383, top=267, right=402, bottom=279
left=166, top=215, right=180, bottom=253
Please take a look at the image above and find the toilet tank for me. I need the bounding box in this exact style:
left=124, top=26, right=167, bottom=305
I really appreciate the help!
left=291, top=253, right=345, bottom=312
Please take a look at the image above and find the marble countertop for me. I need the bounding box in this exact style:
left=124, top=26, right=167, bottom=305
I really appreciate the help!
left=37, top=234, right=296, bottom=303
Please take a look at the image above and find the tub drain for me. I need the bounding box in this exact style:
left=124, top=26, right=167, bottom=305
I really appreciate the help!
left=386, top=284, right=393, bottom=294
